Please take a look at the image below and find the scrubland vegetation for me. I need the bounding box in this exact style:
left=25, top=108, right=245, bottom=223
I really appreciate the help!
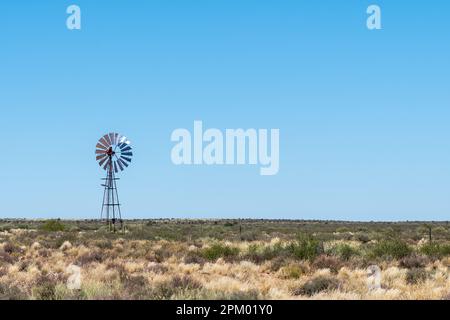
left=0, top=219, right=449, bottom=300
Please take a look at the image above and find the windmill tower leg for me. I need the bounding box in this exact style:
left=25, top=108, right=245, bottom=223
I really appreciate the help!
left=100, top=156, right=123, bottom=233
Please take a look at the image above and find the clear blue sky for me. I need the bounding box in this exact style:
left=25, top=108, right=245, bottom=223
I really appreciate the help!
left=0, top=1, right=449, bottom=220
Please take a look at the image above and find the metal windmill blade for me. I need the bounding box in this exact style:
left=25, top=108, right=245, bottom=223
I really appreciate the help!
left=103, top=133, right=112, bottom=146
left=95, top=133, right=133, bottom=172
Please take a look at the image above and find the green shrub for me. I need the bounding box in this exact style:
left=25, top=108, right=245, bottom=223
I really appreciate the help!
left=356, top=233, right=370, bottom=243
left=370, top=240, right=412, bottom=259
left=40, top=220, right=65, bottom=232
left=288, top=236, right=323, bottom=261
left=201, top=244, right=240, bottom=261
left=0, top=225, right=12, bottom=232
left=420, top=243, right=450, bottom=258
left=330, top=244, right=360, bottom=260
left=245, top=243, right=284, bottom=263
left=280, top=263, right=308, bottom=279
left=93, top=239, right=113, bottom=249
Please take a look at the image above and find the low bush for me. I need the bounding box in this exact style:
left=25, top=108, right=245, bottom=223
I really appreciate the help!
left=370, top=240, right=412, bottom=260
left=288, top=236, right=323, bottom=261
left=93, top=239, right=113, bottom=250
left=184, top=251, right=206, bottom=265
left=32, top=275, right=58, bottom=300
left=2, top=242, right=20, bottom=254
left=151, top=275, right=202, bottom=299
left=40, top=220, right=65, bottom=232
left=0, top=282, right=27, bottom=300
left=240, top=231, right=258, bottom=242
left=279, top=263, right=308, bottom=279
left=329, top=244, right=360, bottom=261
left=292, top=276, right=340, bottom=297
left=75, top=250, right=105, bottom=266
left=420, top=243, right=450, bottom=259
left=0, top=251, right=16, bottom=264
left=268, top=256, right=289, bottom=272
left=146, top=263, right=169, bottom=274
left=122, top=275, right=151, bottom=299
left=406, top=268, right=429, bottom=285
left=245, top=243, right=284, bottom=263
left=399, top=255, right=428, bottom=269
left=201, top=244, right=240, bottom=261
left=312, top=255, right=343, bottom=274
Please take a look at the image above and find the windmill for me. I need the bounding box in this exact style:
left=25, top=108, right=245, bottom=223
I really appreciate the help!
left=95, top=133, right=133, bottom=232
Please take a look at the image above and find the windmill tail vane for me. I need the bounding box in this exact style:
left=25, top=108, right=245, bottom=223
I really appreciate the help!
left=95, top=133, right=133, bottom=232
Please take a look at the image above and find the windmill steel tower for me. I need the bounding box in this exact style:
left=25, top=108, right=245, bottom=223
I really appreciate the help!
left=95, top=133, right=133, bottom=232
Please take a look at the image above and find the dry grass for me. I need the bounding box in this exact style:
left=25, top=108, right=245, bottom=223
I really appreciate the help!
left=0, top=220, right=449, bottom=300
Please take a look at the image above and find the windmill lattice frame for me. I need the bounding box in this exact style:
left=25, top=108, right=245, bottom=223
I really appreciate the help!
left=95, top=133, right=133, bottom=232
